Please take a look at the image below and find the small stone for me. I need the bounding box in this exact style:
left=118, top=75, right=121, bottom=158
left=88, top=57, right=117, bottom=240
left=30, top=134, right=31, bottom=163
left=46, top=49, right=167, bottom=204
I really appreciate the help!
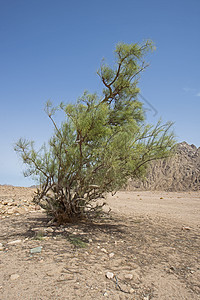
left=0, top=243, right=4, bottom=251
left=106, top=272, right=114, bottom=279
left=30, top=246, right=42, bottom=253
left=88, top=239, right=93, bottom=243
left=109, top=252, right=114, bottom=258
left=103, top=292, right=108, bottom=297
left=7, top=208, right=16, bottom=214
left=8, top=239, right=22, bottom=245
left=182, top=226, right=192, bottom=231
left=101, top=248, right=107, bottom=253
left=45, top=227, right=54, bottom=233
left=47, top=220, right=54, bottom=226
left=129, top=288, right=134, bottom=294
left=124, top=274, right=133, bottom=280
left=10, top=274, right=20, bottom=280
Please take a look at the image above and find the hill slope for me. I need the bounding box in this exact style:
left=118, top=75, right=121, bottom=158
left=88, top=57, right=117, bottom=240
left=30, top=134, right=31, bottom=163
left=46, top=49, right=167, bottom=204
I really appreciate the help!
left=127, top=142, right=200, bottom=191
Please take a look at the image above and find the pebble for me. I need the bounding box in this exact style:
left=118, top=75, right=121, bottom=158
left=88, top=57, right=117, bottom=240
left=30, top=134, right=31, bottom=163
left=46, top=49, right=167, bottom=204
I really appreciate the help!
left=10, top=274, right=20, bottom=280
left=101, top=248, right=107, bottom=253
left=7, top=239, right=22, bottom=245
left=45, top=227, right=54, bottom=233
left=106, top=272, right=114, bottom=279
left=0, top=243, right=4, bottom=251
left=124, top=273, right=133, bottom=280
left=7, top=208, right=16, bottom=214
left=109, top=252, right=114, bottom=258
left=129, top=288, right=134, bottom=294
left=30, top=246, right=42, bottom=254
left=182, top=226, right=192, bottom=231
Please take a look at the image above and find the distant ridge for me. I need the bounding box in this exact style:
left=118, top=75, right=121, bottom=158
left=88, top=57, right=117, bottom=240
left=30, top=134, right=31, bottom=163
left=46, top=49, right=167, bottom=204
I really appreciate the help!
left=127, top=142, right=200, bottom=191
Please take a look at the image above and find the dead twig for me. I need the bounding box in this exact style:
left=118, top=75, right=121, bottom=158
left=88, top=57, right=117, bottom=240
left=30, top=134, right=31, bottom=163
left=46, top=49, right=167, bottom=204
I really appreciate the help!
left=113, top=275, right=130, bottom=294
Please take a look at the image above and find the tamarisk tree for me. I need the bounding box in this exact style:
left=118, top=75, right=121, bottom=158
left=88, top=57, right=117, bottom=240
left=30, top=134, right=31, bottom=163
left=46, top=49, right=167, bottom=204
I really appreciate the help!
left=15, top=41, right=175, bottom=223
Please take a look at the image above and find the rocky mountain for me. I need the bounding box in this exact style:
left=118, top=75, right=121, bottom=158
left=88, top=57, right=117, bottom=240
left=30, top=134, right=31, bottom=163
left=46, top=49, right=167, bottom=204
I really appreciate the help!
left=127, top=142, right=200, bottom=191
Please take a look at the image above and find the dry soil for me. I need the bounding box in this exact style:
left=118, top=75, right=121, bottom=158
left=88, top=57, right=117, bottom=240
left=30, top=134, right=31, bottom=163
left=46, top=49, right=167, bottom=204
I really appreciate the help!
left=0, top=186, right=200, bottom=300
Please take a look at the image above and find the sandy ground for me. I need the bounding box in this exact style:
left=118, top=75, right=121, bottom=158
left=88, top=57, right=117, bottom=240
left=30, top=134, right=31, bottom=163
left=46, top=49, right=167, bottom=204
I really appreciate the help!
left=106, top=191, right=200, bottom=228
left=0, top=186, right=200, bottom=300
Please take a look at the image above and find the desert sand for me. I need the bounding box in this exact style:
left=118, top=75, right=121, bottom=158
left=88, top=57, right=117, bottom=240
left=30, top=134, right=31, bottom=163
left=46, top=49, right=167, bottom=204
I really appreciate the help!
left=0, top=186, right=200, bottom=299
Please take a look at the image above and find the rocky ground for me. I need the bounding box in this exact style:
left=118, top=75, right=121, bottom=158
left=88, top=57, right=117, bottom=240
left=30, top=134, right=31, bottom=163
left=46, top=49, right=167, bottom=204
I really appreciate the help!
left=0, top=186, right=200, bottom=299
left=127, top=142, right=200, bottom=191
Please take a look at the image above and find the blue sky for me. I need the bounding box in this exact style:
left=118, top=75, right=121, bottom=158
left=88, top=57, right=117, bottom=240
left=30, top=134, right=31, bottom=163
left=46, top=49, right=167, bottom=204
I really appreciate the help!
left=0, top=0, right=200, bottom=186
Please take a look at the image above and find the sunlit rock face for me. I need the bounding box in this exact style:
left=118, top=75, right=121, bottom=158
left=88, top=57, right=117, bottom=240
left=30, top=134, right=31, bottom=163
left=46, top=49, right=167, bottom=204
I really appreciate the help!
left=127, top=142, right=200, bottom=191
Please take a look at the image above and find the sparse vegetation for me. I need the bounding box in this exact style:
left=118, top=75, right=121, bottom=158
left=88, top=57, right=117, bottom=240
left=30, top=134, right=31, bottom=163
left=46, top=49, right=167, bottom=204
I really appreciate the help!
left=34, top=230, right=45, bottom=241
left=67, top=235, right=88, bottom=248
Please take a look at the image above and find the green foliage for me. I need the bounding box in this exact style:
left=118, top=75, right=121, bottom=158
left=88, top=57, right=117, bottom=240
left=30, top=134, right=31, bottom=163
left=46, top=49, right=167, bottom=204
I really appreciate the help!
left=34, top=230, right=45, bottom=241
left=14, top=40, right=175, bottom=223
left=67, top=235, right=88, bottom=248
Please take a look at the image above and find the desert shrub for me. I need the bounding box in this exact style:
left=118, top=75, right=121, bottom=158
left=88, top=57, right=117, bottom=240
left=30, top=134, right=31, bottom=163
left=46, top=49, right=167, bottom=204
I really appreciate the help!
left=15, top=41, right=175, bottom=223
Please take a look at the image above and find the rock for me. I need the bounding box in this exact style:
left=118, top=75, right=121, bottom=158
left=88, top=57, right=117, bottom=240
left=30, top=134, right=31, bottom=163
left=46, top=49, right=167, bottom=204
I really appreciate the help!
left=125, top=270, right=140, bottom=282
left=0, top=243, right=4, bottom=251
left=129, top=288, right=134, bottom=294
left=106, top=272, right=114, bottom=279
left=103, top=292, right=108, bottom=297
left=10, top=274, right=20, bottom=280
left=101, top=248, right=107, bottom=253
left=45, top=227, right=54, bottom=233
left=7, top=239, right=22, bottom=245
left=7, top=208, right=16, bottom=214
left=182, top=226, right=192, bottom=231
left=109, top=252, right=114, bottom=258
left=88, top=239, right=93, bottom=243
left=124, top=273, right=133, bottom=280
left=30, top=246, right=42, bottom=253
